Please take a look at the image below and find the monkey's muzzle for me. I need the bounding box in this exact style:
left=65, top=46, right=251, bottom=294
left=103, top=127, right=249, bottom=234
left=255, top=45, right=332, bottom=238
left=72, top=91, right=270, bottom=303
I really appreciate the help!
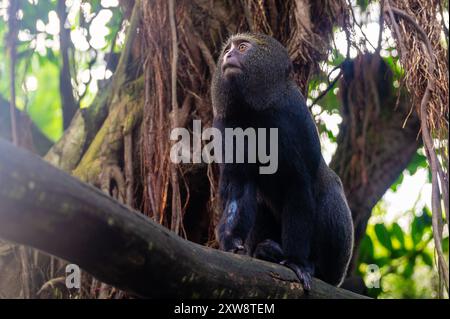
left=222, top=59, right=243, bottom=77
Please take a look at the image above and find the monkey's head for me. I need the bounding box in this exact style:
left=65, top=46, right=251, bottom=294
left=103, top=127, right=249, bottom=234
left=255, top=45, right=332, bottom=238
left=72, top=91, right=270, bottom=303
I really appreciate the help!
left=211, top=33, right=293, bottom=117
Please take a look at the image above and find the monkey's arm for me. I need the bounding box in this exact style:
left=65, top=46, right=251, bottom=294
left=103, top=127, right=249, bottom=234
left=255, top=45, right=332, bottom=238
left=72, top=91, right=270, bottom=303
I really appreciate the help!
left=280, top=181, right=316, bottom=291
left=217, top=165, right=257, bottom=253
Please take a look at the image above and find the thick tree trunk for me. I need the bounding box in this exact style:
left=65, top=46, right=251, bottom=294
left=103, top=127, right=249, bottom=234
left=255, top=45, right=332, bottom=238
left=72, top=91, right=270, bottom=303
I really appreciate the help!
left=0, top=140, right=366, bottom=299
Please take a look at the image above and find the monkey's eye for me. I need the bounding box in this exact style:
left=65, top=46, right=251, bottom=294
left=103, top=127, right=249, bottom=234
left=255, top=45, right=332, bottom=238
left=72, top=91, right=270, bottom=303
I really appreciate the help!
left=238, top=43, right=248, bottom=53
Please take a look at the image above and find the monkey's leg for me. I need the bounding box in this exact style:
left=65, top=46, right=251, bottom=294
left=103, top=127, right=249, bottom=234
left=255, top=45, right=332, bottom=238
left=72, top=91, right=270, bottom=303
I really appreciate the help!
left=280, top=186, right=315, bottom=291
left=246, top=202, right=280, bottom=255
left=217, top=181, right=257, bottom=254
left=313, top=184, right=353, bottom=286
left=253, top=239, right=284, bottom=263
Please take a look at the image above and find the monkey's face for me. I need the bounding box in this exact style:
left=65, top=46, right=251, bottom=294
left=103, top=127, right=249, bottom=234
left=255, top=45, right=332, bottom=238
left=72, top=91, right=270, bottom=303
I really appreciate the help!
left=221, top=41, right=253, bottom=80
left=212, top=33, right=293, bottom=114
left=216, top=34, right=292, bottom=90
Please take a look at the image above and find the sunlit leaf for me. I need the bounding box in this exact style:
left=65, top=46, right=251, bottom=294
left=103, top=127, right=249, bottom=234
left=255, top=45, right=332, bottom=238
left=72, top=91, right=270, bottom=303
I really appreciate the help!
left=391, top=223, right=405, bottom=248
left=421, top=252, right=433, bottom=267
left=359, top=235, right=374, bottom=264
left=406, top=152, right=428, bottom=175
left=391, top=248, right=407, bottom=259
left=319, top=86, right=340, bottom=113
left=411, top=209, right=431, bottom=246
left=442, top=237, right=449, bottom=253
left=374, top=223, right=392, bottom=251
left=421, top=207, right=432, bottom=226
left=411, top=217, right=424, bottom=246
left=374, top=256, right=390, bottom=267
left=26, top=60, right=62, bottom=142
left=403, top=257, right=415, bottom=278
left=356, top=0, right=370, bottom=12
left=390, top=173, right=404, bottom=192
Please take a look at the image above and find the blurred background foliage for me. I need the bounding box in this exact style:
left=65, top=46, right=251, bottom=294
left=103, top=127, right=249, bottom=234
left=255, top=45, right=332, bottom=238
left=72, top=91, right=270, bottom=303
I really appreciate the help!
left=0, top=0, right=124, bottom=141
left=0, top=0, right=448, bottom=298
left=304, top=0, right=448, bottom=298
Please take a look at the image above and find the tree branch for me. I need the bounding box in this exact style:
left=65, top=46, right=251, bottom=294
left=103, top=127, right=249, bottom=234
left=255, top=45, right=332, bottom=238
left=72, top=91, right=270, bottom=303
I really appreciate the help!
left=0, top=140, right=366, bottom=299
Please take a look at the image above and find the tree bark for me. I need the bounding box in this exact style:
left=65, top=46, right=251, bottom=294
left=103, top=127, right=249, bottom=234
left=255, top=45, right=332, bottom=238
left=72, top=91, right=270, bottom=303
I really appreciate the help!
left=0, top=139, right=366, bottom=299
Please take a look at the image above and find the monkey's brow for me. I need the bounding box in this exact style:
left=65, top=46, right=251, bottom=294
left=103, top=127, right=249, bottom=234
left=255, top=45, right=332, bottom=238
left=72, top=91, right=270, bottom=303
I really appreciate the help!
left=223, top=39, right=250, bottom=52
left=232, top=39, right=249, bottom=45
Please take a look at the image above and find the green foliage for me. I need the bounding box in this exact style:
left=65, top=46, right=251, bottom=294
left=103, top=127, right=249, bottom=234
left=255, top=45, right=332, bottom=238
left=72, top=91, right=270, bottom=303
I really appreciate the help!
left=406, top=152, right=428, bottom=175
left=0, top=17, right=9, bottom=99
left=358, top=205, right=444, bottom=298
left=0, top=0, right=123, bottom=142
left=411, top=207, right=432, bottom=245
left=356, top=0, right=373, bottom=12
left=374, top=223, right=393, bottom=251
left=310, top=14, right=443, bottom=299
left=308, top=50, right=345, bottom=116
left=359, top=235, right=375, bottom=264
left=391, top=223, right=405, bottom=248
left=384, top=54, right=404, bottom=81
left=26, top=59, right=62, bottom=141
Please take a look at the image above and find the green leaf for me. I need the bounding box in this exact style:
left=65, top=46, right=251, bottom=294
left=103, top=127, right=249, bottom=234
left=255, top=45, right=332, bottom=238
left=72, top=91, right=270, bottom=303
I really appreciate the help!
left=421, top=253, right=433, bottom=267
left=330, top=49, right=346, bottom=66
left=320, top=90, right=340, bottom=113
left=391, top=223, right=405, bottom=248
left=383, top=56, right=404, bottom=80
left=390, top=173, right=404, bottom=192
left=374, top=223, right=393, bottom=251
left=406, top=152, right=428, bottom=175
left=357, top=0, right=370, bottom=12
left=403, top=258, right=415, bottom=278
left=26, top=60, right=63, bottom=142
left=390, top=248, right=405, bottom=259
left=442, top=237, right=449, bottom=253
left=411, top=216, right=424, bottom=245
left=412, top=208, right=433, bottom=245
left=421, top=207, right=432, bottom=226
left=374, top=256, right=390, bottom=267
left=358, top=235, right=374, bottom=264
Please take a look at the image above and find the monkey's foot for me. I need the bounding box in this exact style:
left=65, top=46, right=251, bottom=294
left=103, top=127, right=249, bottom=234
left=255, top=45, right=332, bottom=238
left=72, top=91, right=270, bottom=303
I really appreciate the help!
left=254, top=239, right=284, bottom=263
left=280, top=260, right=313, bottom=292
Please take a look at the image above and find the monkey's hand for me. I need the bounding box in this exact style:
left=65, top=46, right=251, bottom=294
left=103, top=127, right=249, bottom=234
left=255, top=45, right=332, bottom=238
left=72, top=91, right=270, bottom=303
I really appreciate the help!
left=280, top=260, right=313, bottom=292
left=220, top=232, right=247, bottom=255
left=217, top=197, right=252, bottom=255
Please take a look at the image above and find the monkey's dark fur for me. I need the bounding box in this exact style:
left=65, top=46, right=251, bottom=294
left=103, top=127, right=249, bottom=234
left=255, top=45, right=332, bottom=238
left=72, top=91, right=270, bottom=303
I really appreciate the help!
left=211, top=33, right=354, bottom=290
